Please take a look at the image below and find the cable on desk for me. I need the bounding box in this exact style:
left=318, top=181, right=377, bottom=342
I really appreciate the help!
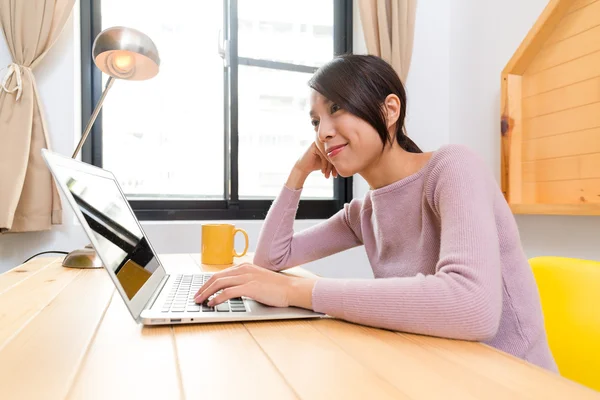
left=22, top=251, right=69, bottom=264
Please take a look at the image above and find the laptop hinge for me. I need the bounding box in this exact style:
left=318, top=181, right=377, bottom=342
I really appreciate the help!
left=145, top=274, right=170, bottom=312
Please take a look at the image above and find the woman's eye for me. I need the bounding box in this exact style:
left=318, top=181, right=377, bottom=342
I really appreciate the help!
left=311, top=119, right=319, bottom=127
left=330, top=104, right=341, bottom=113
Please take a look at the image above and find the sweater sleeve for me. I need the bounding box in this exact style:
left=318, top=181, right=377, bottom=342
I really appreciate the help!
left=312, top=149, right=503, bottom=341
left=253, top=186, right=363, bottom=271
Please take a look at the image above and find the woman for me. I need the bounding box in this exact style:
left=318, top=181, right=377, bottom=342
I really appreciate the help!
left=194, top=54, right=557, bottom=372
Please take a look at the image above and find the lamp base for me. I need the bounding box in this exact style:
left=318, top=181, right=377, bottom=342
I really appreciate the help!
left=62, top=244, right=103, bottom=269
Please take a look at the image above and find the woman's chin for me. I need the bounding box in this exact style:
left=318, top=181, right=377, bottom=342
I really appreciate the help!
left=335, top=166, right=355, bottom=178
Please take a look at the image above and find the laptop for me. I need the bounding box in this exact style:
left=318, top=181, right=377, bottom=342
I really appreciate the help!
left=42, top=149, right=323, bottom=325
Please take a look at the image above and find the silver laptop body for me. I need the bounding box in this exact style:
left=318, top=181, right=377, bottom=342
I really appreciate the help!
left=42, top=149, right=323, bottom=325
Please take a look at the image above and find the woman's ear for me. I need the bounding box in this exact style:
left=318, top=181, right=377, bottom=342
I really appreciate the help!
left=383, top=94, right=401, bottom=129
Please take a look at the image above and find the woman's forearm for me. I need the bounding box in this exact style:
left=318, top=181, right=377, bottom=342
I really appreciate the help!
left=287, top=277, right=318, bottom=309
left=285, top=165, right=310, bottom=190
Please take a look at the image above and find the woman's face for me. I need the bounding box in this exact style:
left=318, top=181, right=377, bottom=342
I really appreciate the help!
left=309, top=90, right=384, bottom=178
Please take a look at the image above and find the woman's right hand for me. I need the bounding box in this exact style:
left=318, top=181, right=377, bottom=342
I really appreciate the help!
left=295, top=142, right=338, bottom=179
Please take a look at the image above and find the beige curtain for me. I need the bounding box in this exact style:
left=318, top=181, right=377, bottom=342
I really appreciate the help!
left=0, top=0, right=75, bottom=233
left=358, top=0, right=417, bottom=83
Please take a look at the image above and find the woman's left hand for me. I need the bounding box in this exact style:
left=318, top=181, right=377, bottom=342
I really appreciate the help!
left=193, top=263, right=317, bottom=309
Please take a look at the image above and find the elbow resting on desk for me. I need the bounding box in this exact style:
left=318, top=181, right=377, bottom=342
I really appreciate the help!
left=447, top=294, right=501, bottom=342
left=374, top=291, right=501, bottom=342
left=401, top=289, right=501, bottom=342
left=252, top=249, right=293, bottom=272
left=314, top=276, right=502, bottom=343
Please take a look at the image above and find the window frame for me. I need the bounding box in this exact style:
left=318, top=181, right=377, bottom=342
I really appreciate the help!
left=80, top=0, right=353, bottom=221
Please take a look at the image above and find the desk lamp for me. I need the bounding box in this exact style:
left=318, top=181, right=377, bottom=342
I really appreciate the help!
left=63, top=26, right=160, bottom=269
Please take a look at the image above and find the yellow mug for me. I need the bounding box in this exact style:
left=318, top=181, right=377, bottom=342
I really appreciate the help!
left=201, top=224, right=249, bottom=265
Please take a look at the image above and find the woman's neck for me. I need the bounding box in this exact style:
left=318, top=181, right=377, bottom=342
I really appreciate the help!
left=360, top=144, right=432, bottom=190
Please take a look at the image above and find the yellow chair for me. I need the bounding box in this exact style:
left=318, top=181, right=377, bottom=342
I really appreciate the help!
left=529, top=256, right=600, bottom=391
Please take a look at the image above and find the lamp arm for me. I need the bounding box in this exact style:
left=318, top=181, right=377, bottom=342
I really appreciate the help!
left=72, top=76, right=116, bottom=159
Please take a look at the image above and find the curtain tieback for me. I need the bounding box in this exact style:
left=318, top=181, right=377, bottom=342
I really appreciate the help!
left=1, top=63, right=30, bottom=102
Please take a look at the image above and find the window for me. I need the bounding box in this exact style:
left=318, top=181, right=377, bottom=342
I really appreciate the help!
left=81, top=0, right=352, bottom=220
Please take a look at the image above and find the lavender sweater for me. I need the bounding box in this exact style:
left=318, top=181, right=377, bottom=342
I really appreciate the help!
left=253, top=144, right=557, bottom=372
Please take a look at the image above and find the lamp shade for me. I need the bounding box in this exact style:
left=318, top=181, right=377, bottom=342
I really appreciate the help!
left=92, top=26, right=160, bottom=81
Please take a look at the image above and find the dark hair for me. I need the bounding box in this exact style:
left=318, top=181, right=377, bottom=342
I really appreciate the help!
left=308, top=54, right=422, bottom=153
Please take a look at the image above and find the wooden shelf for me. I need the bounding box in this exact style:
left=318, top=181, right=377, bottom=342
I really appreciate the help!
left=510, top=203, right=600, bottom=216
left=500, top=0, right=600, bottom=216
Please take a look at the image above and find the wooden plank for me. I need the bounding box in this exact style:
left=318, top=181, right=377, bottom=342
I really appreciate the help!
left=523, top=102, right=600, bottom=139
left=172, top=323, right=298, bottom=399
left=524, top=178, right=600, bottom=203
left=523, top=153, right=600, bottom=182
left=0, top=257, right=59, bottom=295
left=501, top=74, right=510, bottom=199
left=527, top=25, right=600, bottom=75
left=0, top=262, right=81, bottom=350
left=568, top=0, right=599, bottom=14
left=511, top=202, right=600, bottom=215
left=522, top=183, right=538, bottom=204
left=501, top=74, right=523, bottom=203
left=503, top=0, right=572, bottom=75
left=523, top=127, right=600, bottom=161
left=523, top=77, right=600, bottom=118
left=402, top=333, right=600, bottom=400
left=0, top=270, right=114, bottom=400
left=522, top=51, right=600, bottom=97
left=245, top=320, right=408, bottom=400
left=66, top=292, right=182, bottom=400
left=312, top=319, right=525, bottom=399
left=545, top=0, right=600, bottom=46
left=508, top=75, right=523, bottom=204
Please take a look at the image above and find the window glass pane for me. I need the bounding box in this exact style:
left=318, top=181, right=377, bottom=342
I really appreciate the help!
left=238, top=0, right=334, bottom=67
left=238, top=66, right=334, bottom=199
left=100, top=0, right=224, bottom=199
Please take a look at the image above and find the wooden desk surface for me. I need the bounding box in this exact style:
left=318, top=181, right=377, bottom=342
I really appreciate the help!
left=0, top=254, right=597, bottom=400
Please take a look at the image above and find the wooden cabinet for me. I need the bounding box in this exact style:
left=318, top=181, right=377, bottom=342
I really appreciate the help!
left=501, top=0, right=600, bottom=215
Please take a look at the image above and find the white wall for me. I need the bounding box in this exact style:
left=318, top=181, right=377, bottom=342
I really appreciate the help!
left=2, top=0, right=599, bottom=274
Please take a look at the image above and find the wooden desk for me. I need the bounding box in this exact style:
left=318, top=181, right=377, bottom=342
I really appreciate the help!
left=0, top=254, right=597, bottom=400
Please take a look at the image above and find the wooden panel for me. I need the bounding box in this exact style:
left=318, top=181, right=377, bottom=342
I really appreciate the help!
left=527, top=25, right=600, bottom=75
left=0, top=263, right=81, bottom=350
left=0, top=271, right=114, bottom=400
left=402, top=334, right=599, bottom=399
left=511, top=203, right=600, bottom=215
left=523, top=128, right=600, bottom=161
left=508, top=75, right=523, bottom=204
left=503, top=0, right=572, bottom=75
left=245, top=320, right=407, bottom=399
left=568, top=0, right=599, bottom=14
left=545, top=0, right=600, bottom=46
left=312, top=319, right=523, bottom=400
left=527, top=178, right=600, bottom=203
left=522, top=77, right=600, bottom=118
left=522, top=51, right=600, bottom=97
left=521, top=182, right=537, bottom=204
left=173, top=323, right=297, bottom=399
left=523, top=102, right=600, bottom=139
left=501, top=74, right=523, bottom=202
left=0, top=257, right=59, bottom=295
left=66, top=294, right=182, bottom=400
left=523, top=153, right=600, bottom=182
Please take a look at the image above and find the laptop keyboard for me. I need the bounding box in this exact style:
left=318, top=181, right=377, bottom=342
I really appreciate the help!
left=161, top=274, right=247, bottom=313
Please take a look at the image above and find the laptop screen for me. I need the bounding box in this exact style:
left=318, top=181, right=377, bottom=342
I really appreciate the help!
left=53, top=164, right=161, bottom=300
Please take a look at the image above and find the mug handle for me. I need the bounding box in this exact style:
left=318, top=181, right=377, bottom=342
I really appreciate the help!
left=232, top=228, right=249, bottom=258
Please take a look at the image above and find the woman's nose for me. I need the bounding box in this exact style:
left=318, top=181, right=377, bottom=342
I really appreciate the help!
left=317, top=119, right=336, bottom=143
